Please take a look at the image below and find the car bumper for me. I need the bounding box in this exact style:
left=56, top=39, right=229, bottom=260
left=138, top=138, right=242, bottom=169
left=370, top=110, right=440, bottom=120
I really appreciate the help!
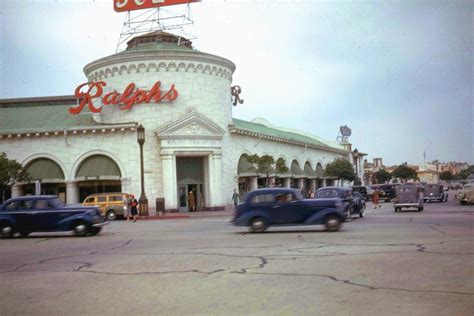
left=393, top=203, right=421, bottom=207
left=424, top=197, right=442, bottom=201
left=92, top=221, right=109, bottom=227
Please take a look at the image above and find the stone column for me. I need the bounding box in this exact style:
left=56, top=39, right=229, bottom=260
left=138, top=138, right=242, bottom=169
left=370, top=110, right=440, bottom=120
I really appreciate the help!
left=310, top=179, right=316, bottom=193
left=212, top=151, right=224, bottom=207
left=250, top=176, right=258, bottom=191
left=322, top=179, right=327, bottom=187
left=65, top=181, right=79, bottom=205
left=11, top=184, right=23, bottom=198
left=267, top=177, right=276, bottom=187
left=161, top=151, right=177, bottom=211
left=297, top=178, right=304, bottom=190
left=283, top=178, right=291, bottom=188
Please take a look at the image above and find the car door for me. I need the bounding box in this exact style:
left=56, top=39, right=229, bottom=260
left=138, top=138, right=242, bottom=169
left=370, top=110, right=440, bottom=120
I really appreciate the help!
left=32, top=199, right=63, bottom=231
left=1, top=200, right=32, bottom=231
left=271, top=192, right=302, bottom=224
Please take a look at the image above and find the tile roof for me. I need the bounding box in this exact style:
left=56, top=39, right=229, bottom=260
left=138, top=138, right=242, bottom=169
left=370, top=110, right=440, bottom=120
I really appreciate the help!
left=0, top=102, right=135, bottom=135
left=231, top=118, right=346, bottom=153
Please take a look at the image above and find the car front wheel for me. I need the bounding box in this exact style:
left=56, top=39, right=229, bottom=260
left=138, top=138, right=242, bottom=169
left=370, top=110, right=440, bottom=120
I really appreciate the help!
left=325, top=215, right=341, bottom=232
left=0, top=223, right=14, bottom=238
left=249, top=217, right=267, bottom=233
left=73, top=221, right=89, bottom=237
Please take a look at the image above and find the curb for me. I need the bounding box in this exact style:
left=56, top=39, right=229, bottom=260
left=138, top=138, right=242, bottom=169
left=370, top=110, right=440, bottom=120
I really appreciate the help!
left=136, top=212, right=233, bottom=220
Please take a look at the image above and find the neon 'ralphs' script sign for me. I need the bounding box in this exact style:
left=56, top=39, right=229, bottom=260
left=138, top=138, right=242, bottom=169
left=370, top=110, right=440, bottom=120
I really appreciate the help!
left=114, top=0, right=200, bottom=12
left=69, top=81, right=178, bottom=114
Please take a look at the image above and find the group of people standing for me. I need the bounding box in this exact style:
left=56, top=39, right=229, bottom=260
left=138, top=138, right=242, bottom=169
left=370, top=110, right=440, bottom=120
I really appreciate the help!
left=123, top=194, right=139, bottom=222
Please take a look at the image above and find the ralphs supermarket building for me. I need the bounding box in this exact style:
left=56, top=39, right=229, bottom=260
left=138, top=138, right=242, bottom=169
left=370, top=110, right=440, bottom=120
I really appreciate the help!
left=0, top=31, right=351, bottom=212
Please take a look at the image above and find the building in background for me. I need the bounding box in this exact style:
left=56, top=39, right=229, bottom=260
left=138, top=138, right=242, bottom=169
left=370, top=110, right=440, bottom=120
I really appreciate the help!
left=0, top=32, right=351, bottom=211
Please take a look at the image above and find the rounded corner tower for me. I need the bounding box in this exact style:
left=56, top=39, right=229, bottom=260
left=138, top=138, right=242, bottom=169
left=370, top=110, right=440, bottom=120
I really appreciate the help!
left=81, top=31, right=237, bottom=212
left=83, top=31, right=236, bottom=130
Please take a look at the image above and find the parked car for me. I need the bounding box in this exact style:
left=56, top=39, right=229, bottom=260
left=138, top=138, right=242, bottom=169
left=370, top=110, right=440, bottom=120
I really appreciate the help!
left=457, top=184, right=474, bottom=205
left=0, top=195, right=107, bottom=238
left=352, top=185, right=373, bottom=201
left=232, top=188, right=347, bottom=232
left=393, top=184, right=425, bottom=212
left=82, top=192, right=131, bottom=220
left=449, top=182, right=462, bottom=190
left=315, top=186, right=364, bottom=218
left=423, top=184, right=448, bottom=202
left=377, top=184, right=398, bottom=202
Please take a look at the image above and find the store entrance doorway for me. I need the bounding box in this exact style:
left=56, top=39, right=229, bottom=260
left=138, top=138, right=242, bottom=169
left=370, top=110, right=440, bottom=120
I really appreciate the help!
left=178, top=183, right=203, bottom=212
left=176, top=156, right=205, bottom=212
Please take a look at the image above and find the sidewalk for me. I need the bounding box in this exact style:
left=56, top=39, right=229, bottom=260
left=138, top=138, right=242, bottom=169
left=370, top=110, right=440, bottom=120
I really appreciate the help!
left=136, top=209, right=234, bottom=220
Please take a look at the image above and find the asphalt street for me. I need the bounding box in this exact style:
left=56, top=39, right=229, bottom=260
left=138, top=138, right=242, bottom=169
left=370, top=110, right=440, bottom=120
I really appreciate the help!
left=1, top=191, right=473, bottom=316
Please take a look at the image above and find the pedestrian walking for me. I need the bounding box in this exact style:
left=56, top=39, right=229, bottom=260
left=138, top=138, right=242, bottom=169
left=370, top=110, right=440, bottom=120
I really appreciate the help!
left=129, top=194, right=139, bottom=222
left=309, top=190, right=315, bottom=198
left=188, top=191, right=196, bottom=212
left=232, top=189, right=240, bottom=209
left=372, top=189, right=381, bottom=209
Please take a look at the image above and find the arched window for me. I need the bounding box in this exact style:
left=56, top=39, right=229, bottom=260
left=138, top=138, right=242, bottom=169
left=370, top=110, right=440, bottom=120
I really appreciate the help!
left=76, top=155, right=121, bottom=180
left=24, top=158, right=64, bottom=182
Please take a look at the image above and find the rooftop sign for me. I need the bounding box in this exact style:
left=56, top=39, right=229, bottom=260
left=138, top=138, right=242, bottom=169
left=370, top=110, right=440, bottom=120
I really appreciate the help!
left=114, top=0, right=200, bottom=12
left=70, top=81, right=178, bottom=114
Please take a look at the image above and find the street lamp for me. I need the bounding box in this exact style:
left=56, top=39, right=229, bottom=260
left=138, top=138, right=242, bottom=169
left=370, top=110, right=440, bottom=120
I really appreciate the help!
left=353, top=148, right=360, bottom=184
left=137, top=124, right=148, bottom=216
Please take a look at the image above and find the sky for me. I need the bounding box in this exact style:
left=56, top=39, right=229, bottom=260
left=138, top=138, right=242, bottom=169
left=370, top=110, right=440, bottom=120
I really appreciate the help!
left=0, top=0, right=472, bottom=166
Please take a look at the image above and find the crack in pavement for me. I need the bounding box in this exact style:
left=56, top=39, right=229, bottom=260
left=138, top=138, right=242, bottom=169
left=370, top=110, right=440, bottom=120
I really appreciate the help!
left=231, top=271, right=474, bottom=296
left=3, top=243, right=473, bottom=297
left=76, top=269, right=226, bottom=276
left=429, top=226, right=446, bottom=234
left=35, top=238, right=50, bottom=243
left=0, top=240, right=133, bottom=273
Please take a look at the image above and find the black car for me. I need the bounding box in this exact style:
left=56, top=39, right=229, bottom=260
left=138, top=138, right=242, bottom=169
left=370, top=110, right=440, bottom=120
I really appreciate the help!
left=0, top=195, right=108, bottom=238
left=376, top=184, right=398, bottom=202
left=352, top=185, right=373, bottom=201
left=352, top=191, right=366, bottom=216
left=315, top=186, right=364, bottom=218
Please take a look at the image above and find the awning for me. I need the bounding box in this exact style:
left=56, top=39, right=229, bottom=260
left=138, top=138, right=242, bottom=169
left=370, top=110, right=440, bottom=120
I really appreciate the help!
left=25, top=158, right=64, bottom=182
left=291, top=161, right=305, bottom=178
left=76, top=155, right=121, bottom=179
left=237, top=155, right=257, bottom=176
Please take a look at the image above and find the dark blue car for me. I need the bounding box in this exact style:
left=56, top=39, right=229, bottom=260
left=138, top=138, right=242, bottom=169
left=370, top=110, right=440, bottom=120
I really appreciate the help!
left=0, top=195, right=108, bottom=238
left=232, top=188, right=347, bottom=232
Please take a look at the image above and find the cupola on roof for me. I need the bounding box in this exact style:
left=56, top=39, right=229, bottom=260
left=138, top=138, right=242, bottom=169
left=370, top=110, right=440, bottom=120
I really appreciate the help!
left=126, top=31, right=193, bottom=50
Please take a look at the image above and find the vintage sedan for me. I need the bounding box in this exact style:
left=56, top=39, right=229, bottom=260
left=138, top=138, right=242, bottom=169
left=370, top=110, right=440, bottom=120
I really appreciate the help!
left=393, top=184, right=424, bottom=212
left=457, top=183, right=474, bottom=205
left=0, top=195, right=108, bottom=238
left=232, top=188, right=347, bottom=232
left=423, top=184, right=448, bottom=203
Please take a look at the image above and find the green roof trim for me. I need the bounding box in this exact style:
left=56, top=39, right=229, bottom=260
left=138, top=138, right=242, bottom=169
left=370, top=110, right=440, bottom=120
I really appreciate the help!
left=231, top=119, right=346, bottom=153
left=0, top=103, right=136, bottom=134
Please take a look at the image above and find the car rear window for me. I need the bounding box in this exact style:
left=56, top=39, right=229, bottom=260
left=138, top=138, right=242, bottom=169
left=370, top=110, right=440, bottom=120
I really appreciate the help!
left=250, top=194, right=274, bottom=204
left=109, top=195, right=123, bottom=202
left=316, top=190, right=338, bottom=198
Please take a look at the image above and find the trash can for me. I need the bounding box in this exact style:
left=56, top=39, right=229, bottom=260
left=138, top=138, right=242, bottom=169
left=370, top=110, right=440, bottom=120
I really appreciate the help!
left=155, top=198, right=165, bottom=215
